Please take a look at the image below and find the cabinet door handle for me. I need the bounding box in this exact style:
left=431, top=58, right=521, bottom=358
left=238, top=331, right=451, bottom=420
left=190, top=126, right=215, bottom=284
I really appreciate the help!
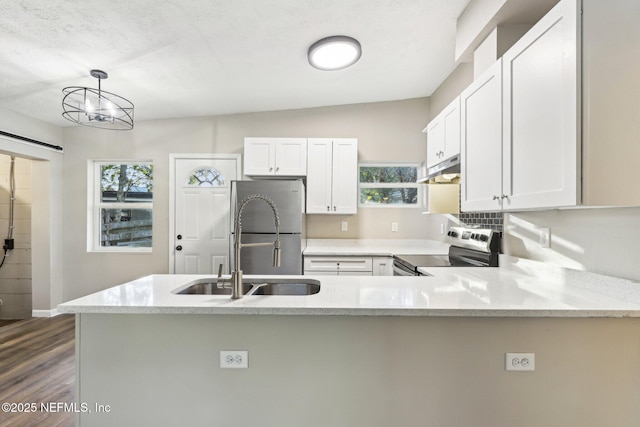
left=501, top=195, right=509, bottom=200
left=493, top=195, right=500, bottom=200
left=269, top=167, right=273, bottom=172
left=327, top=206, right=330, bottom=211
left=276, top=166, right=280, bottom=172
left=176, top=245, right=183, bottom=251
left=333, top=206, right=336, bottom=211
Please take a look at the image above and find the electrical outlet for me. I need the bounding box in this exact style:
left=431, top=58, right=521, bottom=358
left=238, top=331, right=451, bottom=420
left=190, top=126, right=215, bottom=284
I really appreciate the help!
left=505, top=353, right=535, bottom=371
left=391, top=222, right=398, bottom=232
left=539, top=228, right=550, bottom=248
left=341, top=221, right=348, bottom=232
left=220, top=350, right=248, bottom=369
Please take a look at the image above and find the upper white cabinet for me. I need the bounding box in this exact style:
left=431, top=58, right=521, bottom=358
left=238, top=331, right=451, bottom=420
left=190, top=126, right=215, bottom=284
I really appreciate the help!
left=461, top=0, right=640, bottom=211
left=306, top=138, right=358, bottom=214
left=501, top=0, right=579, bottom=210
left=424, top=96, right=461, bottom=168
left=244, top=137, right=307, bottom=176
left=460, top=59, right=503, bottom=211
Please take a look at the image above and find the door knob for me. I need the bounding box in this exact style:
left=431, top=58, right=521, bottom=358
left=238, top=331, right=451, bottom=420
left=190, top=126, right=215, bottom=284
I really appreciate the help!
left=176, top=245, right=183, bottom=251
left=177, top=234, right=182, bottom=240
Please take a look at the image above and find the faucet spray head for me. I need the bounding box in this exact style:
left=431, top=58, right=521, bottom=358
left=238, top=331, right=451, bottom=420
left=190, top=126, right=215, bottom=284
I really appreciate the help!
left=273, top=240, right=281, bottom=268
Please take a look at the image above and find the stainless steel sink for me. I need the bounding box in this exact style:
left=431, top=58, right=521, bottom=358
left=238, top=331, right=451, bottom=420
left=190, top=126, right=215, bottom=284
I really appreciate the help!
left=172, top=278, right=320, bottom=296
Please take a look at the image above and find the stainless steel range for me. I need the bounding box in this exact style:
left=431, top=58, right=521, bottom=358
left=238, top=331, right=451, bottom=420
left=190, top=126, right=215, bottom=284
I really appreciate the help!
left=392, top=226, right=501, bottom=276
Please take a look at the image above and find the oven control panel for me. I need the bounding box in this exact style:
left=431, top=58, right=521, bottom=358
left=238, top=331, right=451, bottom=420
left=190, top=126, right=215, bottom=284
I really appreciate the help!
left=445, top=226, right=501, bottom=253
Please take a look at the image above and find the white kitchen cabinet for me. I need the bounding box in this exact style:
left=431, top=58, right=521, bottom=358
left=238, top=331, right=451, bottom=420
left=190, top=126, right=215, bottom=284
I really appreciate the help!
left=461, top=0, right=640, bottom=211
left=424, top=96, right=460, bottom=168
left=460, top=59, right=503, bottom=211
left=500, top=0, right=578, bottom=210
left=306, top=138, right=358, bottom=214
left=303, top=256, right=373, bottom=276
left=372, top=257, right=393, bottom=276
left=244, top=137, right=307, bottom=176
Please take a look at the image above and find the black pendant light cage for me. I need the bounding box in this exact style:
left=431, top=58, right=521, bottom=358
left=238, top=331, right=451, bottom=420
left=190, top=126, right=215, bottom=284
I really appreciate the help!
left=62, top=70, right=134, bottom=130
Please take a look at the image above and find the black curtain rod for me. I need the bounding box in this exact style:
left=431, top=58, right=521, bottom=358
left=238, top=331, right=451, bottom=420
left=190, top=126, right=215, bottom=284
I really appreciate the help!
left=0, top=129, right=64, bottom=152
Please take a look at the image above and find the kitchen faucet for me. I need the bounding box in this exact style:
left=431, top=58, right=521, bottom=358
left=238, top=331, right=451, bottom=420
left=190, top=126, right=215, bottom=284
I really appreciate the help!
left=231, top=194, right=281, bottom=299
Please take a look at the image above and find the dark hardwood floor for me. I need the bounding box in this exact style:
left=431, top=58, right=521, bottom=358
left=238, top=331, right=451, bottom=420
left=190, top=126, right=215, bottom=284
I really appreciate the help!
left=0, top=315, right=75, bottom=427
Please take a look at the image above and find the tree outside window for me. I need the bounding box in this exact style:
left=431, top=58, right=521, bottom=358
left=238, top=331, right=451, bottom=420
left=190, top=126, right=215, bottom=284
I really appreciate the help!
left=91, top=162, right=153, bottom=251
left=359, top=164, right=422, bottom=207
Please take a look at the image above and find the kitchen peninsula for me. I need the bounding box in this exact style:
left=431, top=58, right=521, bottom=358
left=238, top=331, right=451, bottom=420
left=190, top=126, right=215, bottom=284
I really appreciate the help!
left=59, top=258, right=640, bottom=427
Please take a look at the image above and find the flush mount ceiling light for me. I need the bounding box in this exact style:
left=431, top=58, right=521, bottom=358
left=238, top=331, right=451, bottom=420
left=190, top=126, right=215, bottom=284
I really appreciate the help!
left=308, top=35, right=362, bottom=71
left=62, top=69, right=134, bottom=130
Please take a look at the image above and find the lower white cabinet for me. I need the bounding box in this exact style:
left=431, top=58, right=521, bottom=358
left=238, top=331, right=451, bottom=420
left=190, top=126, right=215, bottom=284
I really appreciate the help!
left=373, top=257, right=393, bottom=276
left=303, top=256, right=394, bottom=276
left=303, top=256, right=373, bottom=276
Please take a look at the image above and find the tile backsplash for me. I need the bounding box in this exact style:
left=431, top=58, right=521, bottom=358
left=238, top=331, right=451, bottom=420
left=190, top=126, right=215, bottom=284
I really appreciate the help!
left=458, top=211, right=504, bottom=232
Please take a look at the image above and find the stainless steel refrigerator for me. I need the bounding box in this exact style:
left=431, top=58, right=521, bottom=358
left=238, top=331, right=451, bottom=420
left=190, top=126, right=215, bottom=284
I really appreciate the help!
left=230, top=180, right=306, bottom=275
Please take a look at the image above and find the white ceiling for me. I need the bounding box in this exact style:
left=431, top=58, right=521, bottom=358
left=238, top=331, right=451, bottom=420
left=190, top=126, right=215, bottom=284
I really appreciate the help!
left=0, top=0, right=470, bottom=128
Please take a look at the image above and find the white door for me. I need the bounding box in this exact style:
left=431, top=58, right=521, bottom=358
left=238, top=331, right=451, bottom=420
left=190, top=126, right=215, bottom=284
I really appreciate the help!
left=171, top=154, right=241, bottom=274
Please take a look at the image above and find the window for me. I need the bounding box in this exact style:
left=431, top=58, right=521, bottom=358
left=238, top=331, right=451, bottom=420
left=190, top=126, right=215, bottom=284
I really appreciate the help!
left=359, top=163, right=422, bottom=207
left=185, top=167, right=226, bottom=187
left=88, top=161, right=153, bottom=252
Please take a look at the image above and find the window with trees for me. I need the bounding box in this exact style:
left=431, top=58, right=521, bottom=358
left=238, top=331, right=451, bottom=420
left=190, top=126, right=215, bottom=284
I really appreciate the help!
left=359, top=163, right=422, bottom=207
left=89, top=161, right=153, bottom=252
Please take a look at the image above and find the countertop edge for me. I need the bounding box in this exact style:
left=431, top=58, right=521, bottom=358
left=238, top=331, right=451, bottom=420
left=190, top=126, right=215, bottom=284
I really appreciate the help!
left=57, top=305, right=640, bottom=318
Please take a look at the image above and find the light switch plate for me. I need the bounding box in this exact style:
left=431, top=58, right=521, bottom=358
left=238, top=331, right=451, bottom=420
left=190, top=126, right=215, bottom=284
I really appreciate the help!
left=341, top=221, right=348, bottom=232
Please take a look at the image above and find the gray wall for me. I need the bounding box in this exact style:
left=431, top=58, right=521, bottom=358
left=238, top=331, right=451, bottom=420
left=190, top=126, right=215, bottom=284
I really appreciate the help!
left=62, top=98, right=435, bottom=300
left=0, top=109, right=64, bottom=314
left=78, top=313, right=640, bottom=427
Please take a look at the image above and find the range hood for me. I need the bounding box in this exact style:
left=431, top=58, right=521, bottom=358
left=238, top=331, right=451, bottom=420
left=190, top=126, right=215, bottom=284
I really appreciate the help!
left=417, top=154, right=460, bottom=183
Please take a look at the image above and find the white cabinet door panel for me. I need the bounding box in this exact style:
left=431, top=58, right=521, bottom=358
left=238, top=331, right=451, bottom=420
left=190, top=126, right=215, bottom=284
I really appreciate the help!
left=442, top=97, right=461, bottom=160
left=244, top=138, right=275, bottom=175
left=274, top=138, right=307, bottom=176
left=461, top=59, right=503, bottom=212
left=331, top=139, right=358, bottom=214
left=306, top=139, right=333, bottom=213
left=502, top=0, right=579, bottom=209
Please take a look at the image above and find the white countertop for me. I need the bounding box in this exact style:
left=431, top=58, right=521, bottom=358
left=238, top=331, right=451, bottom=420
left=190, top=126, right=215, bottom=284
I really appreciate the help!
left=58, top=257, right=640, bottom=318
left=303, top=238, right=449, bottom=256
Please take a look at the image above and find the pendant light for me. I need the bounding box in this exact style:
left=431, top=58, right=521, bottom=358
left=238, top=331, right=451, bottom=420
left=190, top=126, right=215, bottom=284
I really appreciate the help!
left=62, top=69, right=134, bottom=130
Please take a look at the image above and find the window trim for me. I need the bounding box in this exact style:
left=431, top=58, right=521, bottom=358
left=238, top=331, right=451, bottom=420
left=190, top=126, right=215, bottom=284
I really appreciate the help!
left=358, top=162, right=425, bottom=208
left=87, top=160, right=154, bottom=253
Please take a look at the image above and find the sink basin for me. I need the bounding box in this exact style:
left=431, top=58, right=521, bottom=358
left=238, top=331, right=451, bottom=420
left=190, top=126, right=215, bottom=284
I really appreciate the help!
left=172, top=278, right=320, bottom=296
left=247, top=281, right=321, bottom=296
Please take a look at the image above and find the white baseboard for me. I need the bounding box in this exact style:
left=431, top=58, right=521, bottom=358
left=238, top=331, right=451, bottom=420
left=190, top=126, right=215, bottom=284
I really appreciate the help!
left=32, top=308, right=60, bottom=318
